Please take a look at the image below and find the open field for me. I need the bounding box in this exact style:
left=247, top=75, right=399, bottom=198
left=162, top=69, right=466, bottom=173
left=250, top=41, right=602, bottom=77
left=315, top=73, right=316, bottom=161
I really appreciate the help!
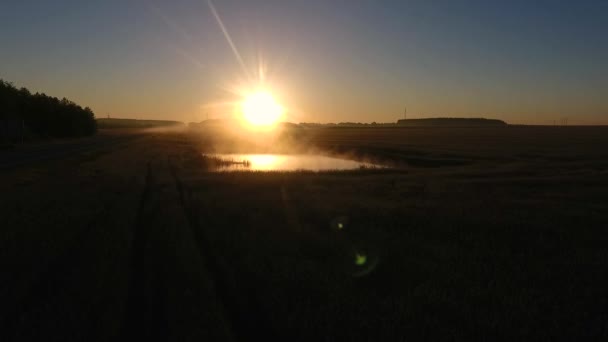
left=2, top=126, right=608, bottom=341
left=96, top=118, right=185, bottom=129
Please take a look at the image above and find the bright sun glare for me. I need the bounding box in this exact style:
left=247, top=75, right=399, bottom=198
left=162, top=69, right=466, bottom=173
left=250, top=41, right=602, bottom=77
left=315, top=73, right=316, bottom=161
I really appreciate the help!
left=241, top=92, right=284, bottom=127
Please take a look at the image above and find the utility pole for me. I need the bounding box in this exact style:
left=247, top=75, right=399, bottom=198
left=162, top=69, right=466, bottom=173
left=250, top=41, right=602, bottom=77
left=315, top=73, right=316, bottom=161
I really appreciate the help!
left=404, top=106, right=407, bottom=121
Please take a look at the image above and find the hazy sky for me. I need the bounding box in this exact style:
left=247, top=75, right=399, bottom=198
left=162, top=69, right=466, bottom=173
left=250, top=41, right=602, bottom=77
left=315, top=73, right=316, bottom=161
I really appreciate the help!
left=1, top=0, right=607, bottom=124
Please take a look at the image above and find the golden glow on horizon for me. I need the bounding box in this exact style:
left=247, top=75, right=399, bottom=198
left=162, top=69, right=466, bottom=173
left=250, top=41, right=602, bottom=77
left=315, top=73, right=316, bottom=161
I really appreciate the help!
left=241, top=92, right=284, bottom=127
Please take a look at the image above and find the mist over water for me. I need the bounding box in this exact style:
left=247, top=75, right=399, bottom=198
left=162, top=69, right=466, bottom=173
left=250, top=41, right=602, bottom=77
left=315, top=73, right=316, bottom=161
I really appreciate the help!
left=207, top=154, right=383, bottom=171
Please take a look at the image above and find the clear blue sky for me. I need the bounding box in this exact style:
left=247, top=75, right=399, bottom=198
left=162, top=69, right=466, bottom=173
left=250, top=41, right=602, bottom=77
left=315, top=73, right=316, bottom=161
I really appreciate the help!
left=1, top=0, right=606, bottom=124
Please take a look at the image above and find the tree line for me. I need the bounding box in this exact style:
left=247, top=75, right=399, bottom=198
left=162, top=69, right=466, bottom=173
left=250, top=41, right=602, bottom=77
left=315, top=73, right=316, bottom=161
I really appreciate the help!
left=1, top=79, right=96, bottom=139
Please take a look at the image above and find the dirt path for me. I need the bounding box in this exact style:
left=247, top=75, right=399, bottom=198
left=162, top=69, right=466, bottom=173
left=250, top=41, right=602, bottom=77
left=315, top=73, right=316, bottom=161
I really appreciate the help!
left=1, top=132, right=234, bottom=341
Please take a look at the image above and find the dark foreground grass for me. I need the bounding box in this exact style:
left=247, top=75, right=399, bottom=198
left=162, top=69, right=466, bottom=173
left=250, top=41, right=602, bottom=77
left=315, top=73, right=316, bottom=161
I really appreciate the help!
left=2, top=127, right=608, bottom=341
left=175, top=160, right=608, bottom=340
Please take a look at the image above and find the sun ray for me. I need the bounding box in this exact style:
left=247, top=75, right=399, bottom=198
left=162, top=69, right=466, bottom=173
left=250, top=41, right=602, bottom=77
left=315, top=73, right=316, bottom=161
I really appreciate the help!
left=207, top=0, right=252, bottom=80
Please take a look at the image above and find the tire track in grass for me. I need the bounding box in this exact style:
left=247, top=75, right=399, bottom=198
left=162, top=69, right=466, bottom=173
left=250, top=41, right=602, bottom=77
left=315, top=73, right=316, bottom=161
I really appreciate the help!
left=121, top=161, right=169, bottom=341
left=169, top=159, right=277, bottom=342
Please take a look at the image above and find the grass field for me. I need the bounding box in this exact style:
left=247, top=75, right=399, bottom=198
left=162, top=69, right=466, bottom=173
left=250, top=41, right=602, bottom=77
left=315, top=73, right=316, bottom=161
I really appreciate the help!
left=1, top=126, right=608, bottom=341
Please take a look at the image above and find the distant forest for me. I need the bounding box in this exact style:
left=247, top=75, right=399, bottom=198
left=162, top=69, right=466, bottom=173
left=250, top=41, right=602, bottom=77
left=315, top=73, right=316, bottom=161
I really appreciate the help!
left=300, top=118, right=507, bottom=128
left=397, top=118, right=507, bottom=126
left=0, top=79, right=96, bottom=140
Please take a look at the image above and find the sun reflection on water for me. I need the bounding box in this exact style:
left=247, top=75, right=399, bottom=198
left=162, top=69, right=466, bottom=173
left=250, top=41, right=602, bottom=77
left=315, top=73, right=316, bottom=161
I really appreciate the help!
left=247, top=154, right=280, bottom=170
left=209, top=154, right=383, bottom=172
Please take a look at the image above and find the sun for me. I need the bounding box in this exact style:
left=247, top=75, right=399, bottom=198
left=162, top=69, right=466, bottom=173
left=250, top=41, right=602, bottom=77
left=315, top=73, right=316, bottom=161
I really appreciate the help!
left=241, top=92, right=284, bottom=127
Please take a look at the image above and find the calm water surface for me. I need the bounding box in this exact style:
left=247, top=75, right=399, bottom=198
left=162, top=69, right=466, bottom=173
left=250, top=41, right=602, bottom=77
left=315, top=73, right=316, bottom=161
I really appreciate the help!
left=208, top=154, right=383, bottom=171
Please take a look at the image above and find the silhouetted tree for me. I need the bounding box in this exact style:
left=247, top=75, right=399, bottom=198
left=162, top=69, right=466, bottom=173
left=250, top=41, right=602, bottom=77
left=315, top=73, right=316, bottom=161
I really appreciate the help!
left=0, top=79, right=96, bottom=140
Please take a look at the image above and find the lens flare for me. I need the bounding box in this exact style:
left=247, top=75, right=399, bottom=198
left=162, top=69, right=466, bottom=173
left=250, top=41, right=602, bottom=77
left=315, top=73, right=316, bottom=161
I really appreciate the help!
left=352, top=251, right=379, bottom=278
left=355, top=253, right=367, bottom=266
